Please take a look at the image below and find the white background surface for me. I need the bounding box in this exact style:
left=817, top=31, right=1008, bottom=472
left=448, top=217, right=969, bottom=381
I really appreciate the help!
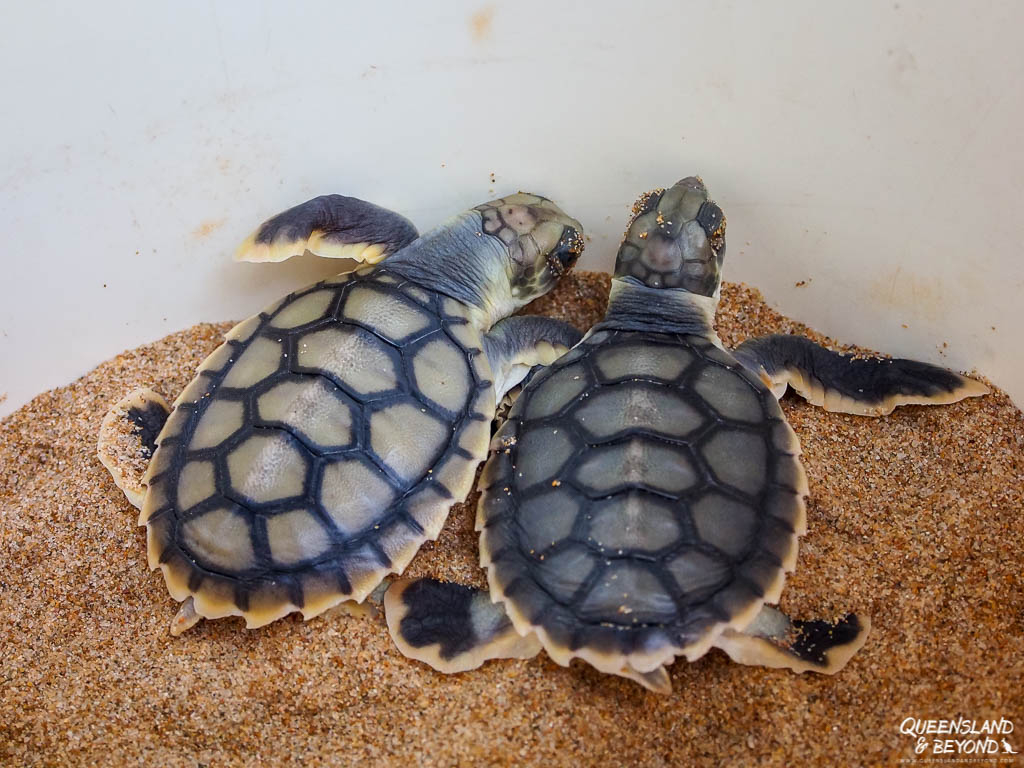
left=2, top=1, right=1022, bottom=417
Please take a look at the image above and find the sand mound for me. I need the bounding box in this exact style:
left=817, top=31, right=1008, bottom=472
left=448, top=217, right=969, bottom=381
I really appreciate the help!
left=2, top=272, right=1021, bottom=766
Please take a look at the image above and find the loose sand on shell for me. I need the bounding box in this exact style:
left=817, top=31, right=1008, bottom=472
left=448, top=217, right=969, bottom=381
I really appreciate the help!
left=1, top=272, right=1022, bottom=767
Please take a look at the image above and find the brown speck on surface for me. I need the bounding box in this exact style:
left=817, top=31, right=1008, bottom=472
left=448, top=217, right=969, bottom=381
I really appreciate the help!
left=1, top=272, right=1021, bottom=766
left=469, top=4, right=495, bottom=42
left=190, top=218, right=226, bottom=240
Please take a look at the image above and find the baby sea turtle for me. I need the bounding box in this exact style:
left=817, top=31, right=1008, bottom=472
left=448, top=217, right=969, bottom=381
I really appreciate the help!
left=384, top=176, right=989, bottom=693
left=97, top=192, right=584, bottom=634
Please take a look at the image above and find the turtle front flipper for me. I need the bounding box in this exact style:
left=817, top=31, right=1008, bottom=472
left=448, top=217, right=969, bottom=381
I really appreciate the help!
left=733, top=334, right=989, bottom=416
left=713, top=605, right=870, bottom=675
left=383, top=578, right=542, bottom=674
left=482, top=315, right=582, bottom=400
left=235, top=194, right=418, bottom=264
left=97, top=387, right=171, bottom=509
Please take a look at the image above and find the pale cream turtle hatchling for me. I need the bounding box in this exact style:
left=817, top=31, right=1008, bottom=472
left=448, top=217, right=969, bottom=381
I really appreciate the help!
left=384, top=176, right=989, bottom=693
left=98, top=191, right=585, bottom=634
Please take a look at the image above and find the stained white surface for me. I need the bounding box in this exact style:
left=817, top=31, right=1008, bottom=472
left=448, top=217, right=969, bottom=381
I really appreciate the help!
left=2, top=1, right=1022, bottom=417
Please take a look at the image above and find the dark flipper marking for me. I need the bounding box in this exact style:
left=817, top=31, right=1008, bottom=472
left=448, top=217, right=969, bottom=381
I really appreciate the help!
left=714, top=604, right=869, bottom=674
left=384, top=578, right=541, bottom=674
left=127, top=398, right=171, bottom=457
left=96, top=387, right=172, bottom=510
left=236, top=194, right=419, bottom=264
left=789, top=614, right=865, bottom=666
left=733, top=334, right=988, bottom=416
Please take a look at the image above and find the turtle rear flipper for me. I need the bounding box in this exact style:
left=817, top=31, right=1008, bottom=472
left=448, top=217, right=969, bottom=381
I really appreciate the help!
left=382, top=573, right=675, bottom=692
left=235, top=194, right=418, bottom=264
left=97, top=387, right=170, bottom=510
left=384, top=578, right=542, bottom=674
left=733, top=334, right=989, bottom=416
left=713, top=605, right=869, bottom=675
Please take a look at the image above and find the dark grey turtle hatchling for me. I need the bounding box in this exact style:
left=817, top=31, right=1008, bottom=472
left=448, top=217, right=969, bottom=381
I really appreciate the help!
left=98, top=191, right=584, bottom=634
left=385, top=176, right=989, bottom=693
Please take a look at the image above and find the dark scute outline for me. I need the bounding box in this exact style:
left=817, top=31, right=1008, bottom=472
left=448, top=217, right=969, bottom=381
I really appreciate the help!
left=148, top=268, right=487, bottom=613
left=480, top=328, right=801, bottom=656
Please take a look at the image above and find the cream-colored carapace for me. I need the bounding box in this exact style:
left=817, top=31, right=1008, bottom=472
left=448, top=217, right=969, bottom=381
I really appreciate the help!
left=98, top=190, right=585, bottom=635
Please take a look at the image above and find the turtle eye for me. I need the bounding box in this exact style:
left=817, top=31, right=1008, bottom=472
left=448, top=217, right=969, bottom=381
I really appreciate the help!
left=546, top=227, right=584, bottom=277
left=696, top=202, right=723, bottom=236
left=696, top=201, right=726, bottom=250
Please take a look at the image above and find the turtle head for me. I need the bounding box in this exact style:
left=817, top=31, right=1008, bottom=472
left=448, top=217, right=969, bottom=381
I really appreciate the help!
left=475, top=193, right=584, bottom=306
left=613, top=176, right=726, bottom=297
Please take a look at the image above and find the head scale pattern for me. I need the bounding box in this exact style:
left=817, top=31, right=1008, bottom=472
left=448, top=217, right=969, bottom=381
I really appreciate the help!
left=614, top=176, right=726, bottom=296
left=475, top=193, right=584, bottom=302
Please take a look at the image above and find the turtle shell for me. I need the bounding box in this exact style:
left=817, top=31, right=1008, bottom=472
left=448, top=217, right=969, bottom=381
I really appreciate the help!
left=477, top=329, right=808, bottom=676
left=141, top=265, right=494, bottom=627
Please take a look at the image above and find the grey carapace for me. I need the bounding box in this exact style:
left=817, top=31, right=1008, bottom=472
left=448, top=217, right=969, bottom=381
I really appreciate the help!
left=98, top=190, right=586, bottom=635
left=385, top=176, right=989, bottom=693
